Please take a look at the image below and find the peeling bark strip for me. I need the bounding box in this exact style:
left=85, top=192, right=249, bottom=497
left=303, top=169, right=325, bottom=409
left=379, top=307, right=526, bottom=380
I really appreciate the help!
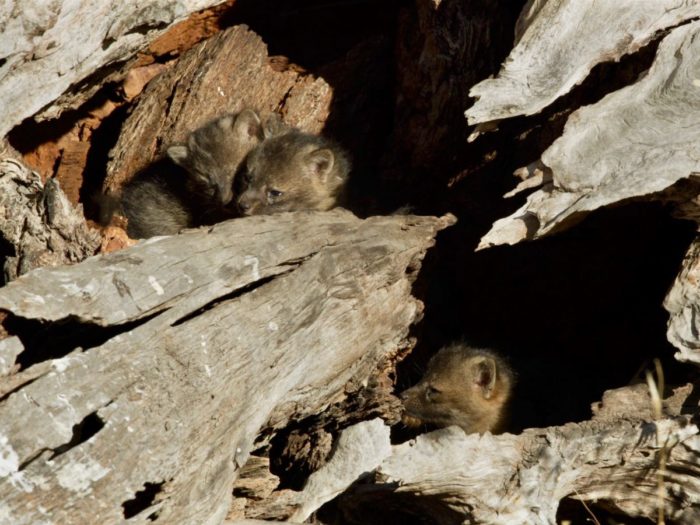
left=465, top=0, right=700, bottom=126
left=342, top=415, right=700, bottom=524
left=479, top=21, right=700, bottom=249
left=0, top=159, right=100, bottom=282
left=0, top=210, right=453, bottom=524
left=665, top=237, right=700, bottom=366
left=105, top=24, right=332, bottom=192
left=0, top=1, right=225, bottom=138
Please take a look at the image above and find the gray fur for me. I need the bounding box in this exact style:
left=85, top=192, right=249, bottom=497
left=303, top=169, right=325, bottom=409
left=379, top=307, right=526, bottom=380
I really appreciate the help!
left=237, top=130, right=350, bottom=216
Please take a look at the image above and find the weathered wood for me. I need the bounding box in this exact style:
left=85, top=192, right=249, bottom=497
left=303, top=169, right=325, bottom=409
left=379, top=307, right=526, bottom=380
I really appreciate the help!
left=105, top=25, right=331, bottom=192
left=479, top=21, right=700, bottom=249
left=341, top=385, right=700, bottom=525
left=0, top=209, right=453, bottom=524
left=465, top=0, right=700, bottom=127
left=0, top=159, right=100, bottom=282
left=0, top=0, right=226, bottom=138
left=665, top=237, right=700, bottom=366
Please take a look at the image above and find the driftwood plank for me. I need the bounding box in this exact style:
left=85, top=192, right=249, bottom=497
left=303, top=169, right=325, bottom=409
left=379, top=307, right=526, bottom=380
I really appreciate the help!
left=479, top=21, right=700, bottom=249
left=465, top=0, right=700, bottom=127
left=341, top=386, right=700, bottom=524
left=105, top=25, right=331, bottom=191
left=0, top=0, right=225, bottom=138
left=0, top=209, right=453, bottom=524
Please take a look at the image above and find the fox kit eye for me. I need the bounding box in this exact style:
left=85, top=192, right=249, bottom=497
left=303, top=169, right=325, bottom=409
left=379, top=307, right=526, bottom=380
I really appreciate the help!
left=425, top=385, right=440, bottom=402
left=268, top=189, right=283, bottom=199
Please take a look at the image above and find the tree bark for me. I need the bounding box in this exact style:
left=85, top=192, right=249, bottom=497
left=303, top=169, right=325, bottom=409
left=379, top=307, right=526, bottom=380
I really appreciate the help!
left=105, top=24, right=332, bottom=192
left=0, top=159, right=100, bottom=283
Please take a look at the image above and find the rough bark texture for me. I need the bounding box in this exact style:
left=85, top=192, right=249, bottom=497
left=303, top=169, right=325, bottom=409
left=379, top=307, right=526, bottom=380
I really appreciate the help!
left=465, top=0, right=700, bottom=127
left=0, top=0, right=228, bottom=138
left=339, top=385, right=700, bottom=525
left=479, top=20, right=700, bottom=249
left=0, top=209, right=452, bottom=524
left=0, top=159, right=100, bottom=283
left=105, top=24, right=331, bottom=192
left=665, top=237, right=700, bottom=366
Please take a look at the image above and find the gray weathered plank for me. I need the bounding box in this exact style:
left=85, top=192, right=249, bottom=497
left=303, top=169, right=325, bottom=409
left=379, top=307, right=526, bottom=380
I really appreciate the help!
left=479, top=21, right=700, bottom=249
left=465, top=0, right=700, bottom=126
left=0, top=1, right=225, bottom=138
left=0, top=209, right=453, bottom=524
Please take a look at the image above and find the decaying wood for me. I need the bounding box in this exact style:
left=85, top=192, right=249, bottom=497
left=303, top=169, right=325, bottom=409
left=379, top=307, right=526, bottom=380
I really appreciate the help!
left=105, top=25, right=331, bottom=192
left=479, top=20, right=700, bottom=249
left=0, top=209, right=452, bottom=524
left=465, top=0, right=700, bottom=127
left=665, top=237, right=700, bottom=366
left=0, top=159, right=100, bottom=282
left=339, top=385, right=700, bottom=525
left=0, top=0, right=226, bottom=138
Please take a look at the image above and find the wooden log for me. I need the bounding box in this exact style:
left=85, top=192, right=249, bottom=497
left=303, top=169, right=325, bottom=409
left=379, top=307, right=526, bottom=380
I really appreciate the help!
left=465, top=0, right=700, bottom=127
left=479, top=20, right=700, bottom=249
left=0, top=0, right=227, bottom=139
left=0, top=208, right=453, bottom=524
left=0, top=159, right=100, bottom=283
left=340, top=385, right=700, bottom=525
left=105, top=25, right=332, bottom=192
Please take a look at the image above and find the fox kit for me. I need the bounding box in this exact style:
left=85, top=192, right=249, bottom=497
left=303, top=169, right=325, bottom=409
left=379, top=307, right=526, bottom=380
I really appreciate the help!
left=400, top=343, right=514, bottom=434
left=114, top=109, right=265, bottom=238
left=236, top=131, right=350, bottom=216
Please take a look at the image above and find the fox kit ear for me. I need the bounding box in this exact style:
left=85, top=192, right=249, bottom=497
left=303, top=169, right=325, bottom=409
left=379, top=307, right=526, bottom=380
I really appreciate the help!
left=167, top=144, right=189, bottom=166
left=471, top=357, right=497, bottom=399
left=233, top=109, right=264, bottom=142
left=263, top=113, right=289, bottom=138
left=305, top=148, right=334, bottom=181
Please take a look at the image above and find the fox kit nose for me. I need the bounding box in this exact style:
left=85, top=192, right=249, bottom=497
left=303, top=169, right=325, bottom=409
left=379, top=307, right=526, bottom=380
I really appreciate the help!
left=237, top=199, right=251, bottom=214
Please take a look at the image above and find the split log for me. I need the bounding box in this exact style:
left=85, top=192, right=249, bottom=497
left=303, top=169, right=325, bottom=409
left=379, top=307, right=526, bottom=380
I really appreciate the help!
left=0, top=208, right=453, bottom=524
left=0, top=159, right=100, bottom=283
left=479, top=20, right=700, bottom=249
left=465, top=0, right=700, bottom=127
left=0, top=0, right=226, bottom=138
left=339, top=385, right=700, bottom=525
left=105, top=24, right=331, bottom=192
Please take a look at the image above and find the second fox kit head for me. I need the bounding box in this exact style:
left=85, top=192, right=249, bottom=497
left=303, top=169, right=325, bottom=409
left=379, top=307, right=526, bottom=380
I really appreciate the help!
left=400, top=343, right=514, bottom=434
left=237, top=131, right=350, bottom=216
left=167, top=109, right=264, bottom=207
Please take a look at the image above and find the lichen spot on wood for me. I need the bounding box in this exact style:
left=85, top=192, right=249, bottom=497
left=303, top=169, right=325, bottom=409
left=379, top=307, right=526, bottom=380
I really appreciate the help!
left=147, top=275, right=164, bottom=295
left=244, top=256, right=260, bottom=280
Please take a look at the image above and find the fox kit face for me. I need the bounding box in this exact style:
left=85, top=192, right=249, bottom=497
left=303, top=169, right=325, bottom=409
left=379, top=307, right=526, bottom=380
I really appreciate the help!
left=237, top=131, right=349, bottom=216
left=400, top=344, right=514, bottom=434
left=167, top=109, right=264, bottom=207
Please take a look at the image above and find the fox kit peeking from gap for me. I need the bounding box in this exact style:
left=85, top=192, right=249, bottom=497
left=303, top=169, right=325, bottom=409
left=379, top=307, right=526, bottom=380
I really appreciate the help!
left=236, top=130, right=350, bottom=216
left=116, top=109, right=265, bottom=238
left=400, top=343, right=514, bottom=434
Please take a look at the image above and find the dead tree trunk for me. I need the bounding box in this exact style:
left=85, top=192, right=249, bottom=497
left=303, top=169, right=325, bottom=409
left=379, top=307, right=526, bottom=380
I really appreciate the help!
left=0, top=168, right=452, bottom=522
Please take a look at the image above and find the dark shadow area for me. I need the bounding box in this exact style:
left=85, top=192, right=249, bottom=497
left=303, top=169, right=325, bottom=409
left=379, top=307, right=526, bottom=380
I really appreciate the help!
left=221, top=0, right=403, bottom=70
left=557, top=497, right=654, bottom=525
left=3, top=312, right=158, bottom=372
left=48, top=411, right=106, bottom=460
left=399, top=202, right=696, bottom=434
left=122, top=481, right=165, bottom=519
